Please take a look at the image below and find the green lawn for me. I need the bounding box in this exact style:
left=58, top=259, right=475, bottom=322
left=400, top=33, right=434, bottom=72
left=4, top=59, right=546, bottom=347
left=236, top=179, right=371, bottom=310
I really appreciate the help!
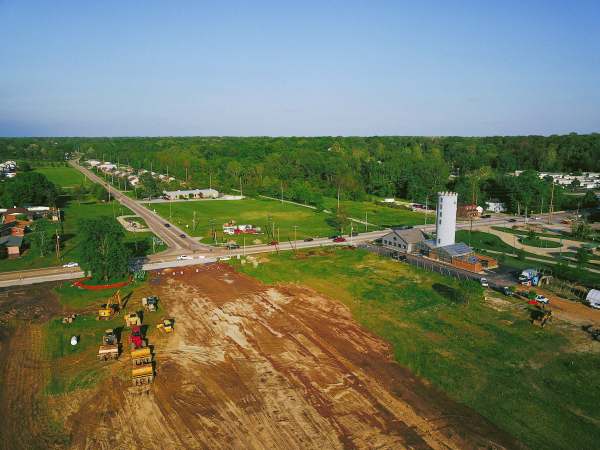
left=322, top=197, right=435, bottom=228
left=34, top=166, right=86, bottom=187
left=234, top=249, right=600, bottom=450
left=521, top=237, right=563, bottom=248
left=149, top=197, right=344, bottom=243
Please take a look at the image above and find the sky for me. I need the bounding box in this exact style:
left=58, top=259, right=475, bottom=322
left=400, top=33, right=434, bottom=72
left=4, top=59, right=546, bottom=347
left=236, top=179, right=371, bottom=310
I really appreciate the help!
left=0, top=0, right=599, bottom=137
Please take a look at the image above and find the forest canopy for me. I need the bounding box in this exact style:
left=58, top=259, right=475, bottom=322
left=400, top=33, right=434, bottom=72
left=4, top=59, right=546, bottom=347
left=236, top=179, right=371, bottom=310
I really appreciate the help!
left=1, top=133, right=599, bottom=212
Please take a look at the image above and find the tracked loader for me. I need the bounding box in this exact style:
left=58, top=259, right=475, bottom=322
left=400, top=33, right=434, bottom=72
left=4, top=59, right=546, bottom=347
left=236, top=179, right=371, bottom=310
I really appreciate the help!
left=98, top=329, right=119, bottom=362
left=96, top=290, right=123, bottom=321
left=142, top=296, right=158, bottom=312
left=156, top=319, right=173, bottom=333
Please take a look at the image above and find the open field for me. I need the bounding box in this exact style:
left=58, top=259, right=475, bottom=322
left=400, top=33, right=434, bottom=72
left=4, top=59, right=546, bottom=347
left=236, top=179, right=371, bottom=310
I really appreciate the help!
left=1, top=263, right=523, bottom=449
left=322, top=197, right=435, bottom=228
left=149, top=197, right=342, bottom=241
left=236, top=249, right=600, bottom=449
left=34, top=166, right=87, bottom=187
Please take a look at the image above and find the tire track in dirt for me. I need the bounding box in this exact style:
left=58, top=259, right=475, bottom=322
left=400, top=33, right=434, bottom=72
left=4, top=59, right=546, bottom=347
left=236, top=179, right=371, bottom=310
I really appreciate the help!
left=66, top=264, right=522, bottom=449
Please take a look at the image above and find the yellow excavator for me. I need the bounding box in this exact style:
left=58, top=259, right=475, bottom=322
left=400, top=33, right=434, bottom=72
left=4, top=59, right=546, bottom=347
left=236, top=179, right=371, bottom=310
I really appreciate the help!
left=96, top=290, right=123, bottom=321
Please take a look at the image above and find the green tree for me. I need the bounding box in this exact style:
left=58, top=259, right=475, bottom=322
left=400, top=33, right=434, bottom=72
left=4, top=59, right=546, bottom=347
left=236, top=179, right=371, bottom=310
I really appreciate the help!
left=515, top=248, right=526, bottom=260
left=528, top=290, right=538, bottom=301
left=527, top=229, right=536, bottom=240
left=508, top=286, right=517, bottom=295
left=333, top=205, right=351, bottom=233
left=576, top=247, right=591, bottom=265
left=139, top=172, right=160, bottom=198
left=72, top=184, right=87, bottom=205
left=583, top=191, right=598, bottom=208
left=25, top=218, right=55, bottom=256
left=571, top=179, right=581, bottom=188
left=93, top=183, right=109, bottom=202
left=453, top=280, right=485, bottom=307
left=0, top=245, right=7, bottom=260
left=78, top=216, right=130, bottom=280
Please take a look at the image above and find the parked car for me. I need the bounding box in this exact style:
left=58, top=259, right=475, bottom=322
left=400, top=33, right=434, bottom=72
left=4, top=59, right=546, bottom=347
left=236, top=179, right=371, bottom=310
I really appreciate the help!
left=504, top=287, right=512, bottom=296
left=164, top=223, right=170, bottom=227
left=226, top=244, right=240, bottom=249
left=328, top=235, right=339, bottom=239
left=482, top=214, right=491, bottom=219
left=508, top=219, right=517, bottom=222
left=267, top=241, right=278, bottom=246
left=532, top=216, right=541, bottom=220
left=180, top=234, right=186, bottom=238
left=176, top=255, right=193, bottom=260
left=304, top=237, right=313, bottom=242
left=63, top=262, right=79, bottom=268
left=350, top=232, right=358, bottom=236
left=535, top=294, right=550, bottom=304
left=333, top=238, right=346, bottom=242
left=480, top=278, right=489, bottom=287
left=560, top=220, right=570, bottom=224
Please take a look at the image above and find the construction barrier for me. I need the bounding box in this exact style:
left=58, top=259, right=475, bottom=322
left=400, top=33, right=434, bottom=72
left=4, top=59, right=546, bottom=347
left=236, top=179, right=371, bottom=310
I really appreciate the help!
left=72, top=274, right=133, bottom=290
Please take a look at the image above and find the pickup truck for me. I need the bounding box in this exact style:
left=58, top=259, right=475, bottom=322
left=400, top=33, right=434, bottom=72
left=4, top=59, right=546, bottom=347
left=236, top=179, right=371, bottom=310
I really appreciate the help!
left=535, top=294, right=550, bottom=304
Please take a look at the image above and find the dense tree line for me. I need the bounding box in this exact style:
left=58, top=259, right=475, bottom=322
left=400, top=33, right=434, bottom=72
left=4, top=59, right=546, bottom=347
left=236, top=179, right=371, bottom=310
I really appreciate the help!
left=0, top=172, right=60, bottom=208
left=2, top=134, right=599, bottom=212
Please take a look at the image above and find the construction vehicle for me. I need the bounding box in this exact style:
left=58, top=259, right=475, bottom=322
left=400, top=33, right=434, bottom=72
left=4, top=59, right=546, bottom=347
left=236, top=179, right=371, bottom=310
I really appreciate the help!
left=97, top=329, right=119, bottom=362
left=62, top=314, right=76, bottom=323
left=129, top=326, right=147, bottom=350
left=222, top=219, right=236, bottom=228
left=142, top=296, right=158, bottom=312
left=131, top=346, right=152, bottom=366
left=124, top=311, right=142, bottom=327
left=96, top=290, right=123, bottom=321
left=132, top=364, right=154, bottom=386
left=532, top=310, right=554, bottom=328
left=157, top=319, right=173, bottom=333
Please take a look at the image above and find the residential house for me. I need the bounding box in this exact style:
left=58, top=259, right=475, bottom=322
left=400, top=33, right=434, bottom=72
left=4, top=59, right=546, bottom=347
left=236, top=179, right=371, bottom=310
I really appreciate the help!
left=457, top=203, right=480, bottom=218
left=485, top=198, right=506, bottom=213
left=381, top=227, right=429, bottom=253
left=0, top=235, right=23, bottom=258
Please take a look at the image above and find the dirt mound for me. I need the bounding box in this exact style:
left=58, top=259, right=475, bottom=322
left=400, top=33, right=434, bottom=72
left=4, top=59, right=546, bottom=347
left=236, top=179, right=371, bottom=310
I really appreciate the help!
left=0, top=281, right=64, bottom=325
left=66, top=264, right=521, bottom=449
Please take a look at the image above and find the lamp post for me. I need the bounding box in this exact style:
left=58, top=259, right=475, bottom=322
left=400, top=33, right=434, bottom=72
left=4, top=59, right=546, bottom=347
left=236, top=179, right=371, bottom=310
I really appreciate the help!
left=513, top=235, right=516, bottom=254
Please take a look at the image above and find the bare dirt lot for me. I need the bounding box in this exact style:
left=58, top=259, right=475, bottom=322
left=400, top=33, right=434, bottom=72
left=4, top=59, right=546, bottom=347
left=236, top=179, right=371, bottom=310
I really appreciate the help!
left=64, top=264, right=521, bottom=450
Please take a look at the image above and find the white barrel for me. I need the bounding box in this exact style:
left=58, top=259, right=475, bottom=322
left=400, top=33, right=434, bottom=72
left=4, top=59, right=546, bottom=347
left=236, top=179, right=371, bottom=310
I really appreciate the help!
left=70, top=336, right=78, bottom=345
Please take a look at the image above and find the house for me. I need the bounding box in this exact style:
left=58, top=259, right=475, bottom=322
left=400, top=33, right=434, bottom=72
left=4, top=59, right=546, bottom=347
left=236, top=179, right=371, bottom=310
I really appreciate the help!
left=0, top=235, right=23, bottom=259
left=486, top=198, right=506, bottom=213
left=1, top=207, right=32, bottom=222
left=457, top=203, right=480, bottom=218
left=381, top=227, right=429, bottom=253
left=0, top=220, right=29, bottom=237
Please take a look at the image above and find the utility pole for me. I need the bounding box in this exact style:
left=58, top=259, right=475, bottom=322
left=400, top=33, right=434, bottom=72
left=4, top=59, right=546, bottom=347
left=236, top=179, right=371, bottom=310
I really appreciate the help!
left=186, top=167, right=188, bottom=182
left=169, top=201, right=172, bottom=218
left=424, top=196, right=429, bottom=230
left=366, top=212, right=368, bottom=232
left=193, top=211, right=196, bottom=232
left=548, top=179, right=555, bottom=224
left=56, top=229, right=60, bottom=260
left=240, top=177, right=242, bottom=197
left=209, top=219, right=215, bottom=244
left=277, top=228, right=280, bottom=255
left=281, top=182, right=283, bottom=204
left=541, top=198, right=544, bottom=214
left=209, top=171, right=212, bottom=189
left=518, top=202, right=520, bottom=217
left=293, top=226, right=299, bottom=253
left=243, top=237, right=246, bottom=257
left=266, top=214, right=272, bottom=238
left=337, top=187, right=340, bottom=210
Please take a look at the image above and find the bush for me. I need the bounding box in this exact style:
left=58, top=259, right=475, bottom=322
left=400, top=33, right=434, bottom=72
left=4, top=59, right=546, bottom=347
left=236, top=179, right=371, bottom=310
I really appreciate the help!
left=515, top=249, right=526, bottom=261
left=179, top=194, right=185, bottom=199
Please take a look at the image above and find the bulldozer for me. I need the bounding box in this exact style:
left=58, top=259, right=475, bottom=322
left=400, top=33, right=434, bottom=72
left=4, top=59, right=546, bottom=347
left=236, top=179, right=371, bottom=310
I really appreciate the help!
left=142, top=296, right=158, bottom=312
left=97, top=329, right=119, bottom=362
left=124, top=311, right=142, bottom=328
left=156, top=319, right=173, bottom=333
left=222, top=219, right=236, bottom=228
left=96, top=290, right=123, bottom=321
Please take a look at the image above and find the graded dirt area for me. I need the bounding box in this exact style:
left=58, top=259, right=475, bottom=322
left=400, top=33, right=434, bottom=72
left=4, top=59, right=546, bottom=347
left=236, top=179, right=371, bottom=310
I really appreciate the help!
left=66, top=264, right=521, bottom=450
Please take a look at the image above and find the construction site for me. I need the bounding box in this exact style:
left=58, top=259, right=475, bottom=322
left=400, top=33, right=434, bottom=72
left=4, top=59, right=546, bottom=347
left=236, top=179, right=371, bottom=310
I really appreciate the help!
left=0, top=262, right=526, bottom=450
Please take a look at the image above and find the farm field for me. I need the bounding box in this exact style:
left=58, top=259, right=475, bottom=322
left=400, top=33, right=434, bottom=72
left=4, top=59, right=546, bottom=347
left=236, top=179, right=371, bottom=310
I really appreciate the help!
left=34, top=166, right=86, bottom=187
left=236, top=249, right=600, bottom=450
left=149, top=197, right=342, bottom=242
left=322, top=196, right=435, bottom=228
left=0, top=264, right=521, bottom=449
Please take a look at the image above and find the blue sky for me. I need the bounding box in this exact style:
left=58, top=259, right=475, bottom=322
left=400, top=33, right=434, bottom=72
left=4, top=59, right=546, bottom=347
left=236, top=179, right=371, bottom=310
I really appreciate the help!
left=0, top=0, right=598, bottom=137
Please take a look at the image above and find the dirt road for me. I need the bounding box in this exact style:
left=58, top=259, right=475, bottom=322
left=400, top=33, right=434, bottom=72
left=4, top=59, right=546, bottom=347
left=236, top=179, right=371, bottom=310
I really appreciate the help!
left=67, top=264, right=521, bottom=449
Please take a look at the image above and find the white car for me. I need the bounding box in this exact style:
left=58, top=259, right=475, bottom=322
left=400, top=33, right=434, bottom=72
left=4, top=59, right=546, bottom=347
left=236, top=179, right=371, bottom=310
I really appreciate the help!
left=177, top=255, right=193, bottom=261
left=535, top=294, right=550, bottom=304
left=63, top=262, right=79, bottom=268
left=480, top=278, right=489, bottom=288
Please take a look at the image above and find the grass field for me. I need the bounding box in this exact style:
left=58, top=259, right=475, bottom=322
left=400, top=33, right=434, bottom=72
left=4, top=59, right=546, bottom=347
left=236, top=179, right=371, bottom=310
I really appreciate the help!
left=322, top=196, right=435, bottom=228
left=34, top=166, right=86, bottom=187
left=521, top=237, right=563, bottom=248
left=234, top=249, right=600, bottom=450
left=149, top=197, right=341, bottom=242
